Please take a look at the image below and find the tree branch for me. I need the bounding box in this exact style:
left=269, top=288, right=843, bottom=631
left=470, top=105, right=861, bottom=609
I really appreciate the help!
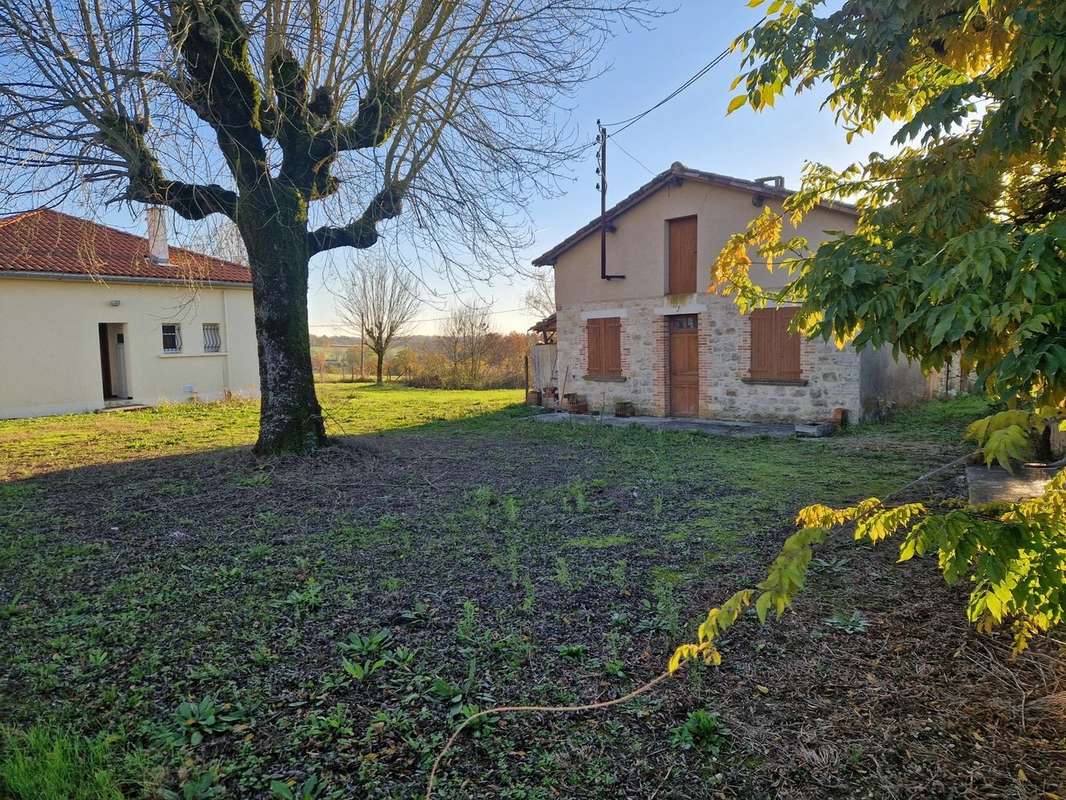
left=127, top=179, right=237, bottom=220
left=332, top=84, right=402, bottom=151
left=98, top=112, right=236, bottom=219
left=307, top=182, right=405, bottom=254
left=169, top=0, right=267, bottom=186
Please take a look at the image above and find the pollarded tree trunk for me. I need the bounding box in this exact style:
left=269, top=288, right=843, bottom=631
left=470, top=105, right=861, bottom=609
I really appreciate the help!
left=376, top=350, right=384, bottom=385
left=238, top=189, right=327, bottom=455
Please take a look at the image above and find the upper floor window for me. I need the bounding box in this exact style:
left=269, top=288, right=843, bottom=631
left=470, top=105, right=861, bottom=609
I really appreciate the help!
left=161, top=323, right=182, bottom=353
left=586, top=317, right=621, bottom=378
left=748, top=307, right=802, bottom=382
left=202, top=323, right=222, bottom=353
left=667, top=215, right=697, bottom=294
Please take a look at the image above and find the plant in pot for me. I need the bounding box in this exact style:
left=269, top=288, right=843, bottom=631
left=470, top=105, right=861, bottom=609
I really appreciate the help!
left=964, top=407, right=1066, bottom=504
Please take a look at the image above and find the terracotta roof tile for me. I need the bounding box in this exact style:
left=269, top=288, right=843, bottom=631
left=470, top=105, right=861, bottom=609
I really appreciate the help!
left=0, top=208, right=252, bottom=284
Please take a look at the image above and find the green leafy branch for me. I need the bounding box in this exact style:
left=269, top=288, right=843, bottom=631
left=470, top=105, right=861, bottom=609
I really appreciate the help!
left=670, top=462, right=1066, bottom=673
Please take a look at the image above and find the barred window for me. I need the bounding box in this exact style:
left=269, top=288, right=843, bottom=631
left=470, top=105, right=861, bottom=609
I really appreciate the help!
left=161, top=323, right=182, bottom=353
left=202, top=323, right=222, bottom=353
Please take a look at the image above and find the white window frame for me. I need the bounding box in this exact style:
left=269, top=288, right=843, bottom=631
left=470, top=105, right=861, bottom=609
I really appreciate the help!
left=202, top=322, right=222, bottom=353
left=161, top=323, right=182, bottom=353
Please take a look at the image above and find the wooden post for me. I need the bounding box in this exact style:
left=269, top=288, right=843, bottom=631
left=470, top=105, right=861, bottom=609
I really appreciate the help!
left=524, top=353, right=530, bottom=396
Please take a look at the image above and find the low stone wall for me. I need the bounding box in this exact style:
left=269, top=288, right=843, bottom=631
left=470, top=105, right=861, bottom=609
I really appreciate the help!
left=556, top=293, right=863, bottom=423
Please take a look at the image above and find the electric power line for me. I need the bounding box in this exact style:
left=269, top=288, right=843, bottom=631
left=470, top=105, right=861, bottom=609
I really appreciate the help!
left=611, top=137, right=654, bottom=175
left=603, top=17, right=765, bottom=138
left=605, top=50, right=731, bottom=136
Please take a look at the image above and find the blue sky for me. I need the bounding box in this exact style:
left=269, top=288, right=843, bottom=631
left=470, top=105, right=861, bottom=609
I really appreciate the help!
left=312, top=1, right=896, bottom=336
left=67, top=3, right=899, bottom=337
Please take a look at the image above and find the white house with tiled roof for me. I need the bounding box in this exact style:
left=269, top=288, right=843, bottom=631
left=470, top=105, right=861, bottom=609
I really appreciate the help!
left=0, top=208, right=259, bottom=418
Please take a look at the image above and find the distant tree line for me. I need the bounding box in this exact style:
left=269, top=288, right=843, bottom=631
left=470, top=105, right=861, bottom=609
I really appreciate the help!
left=309, top=307, right=531, bottom=389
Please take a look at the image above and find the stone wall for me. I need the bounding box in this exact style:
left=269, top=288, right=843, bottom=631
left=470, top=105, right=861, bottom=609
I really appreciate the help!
left=556, top=293, right=864, bottom=423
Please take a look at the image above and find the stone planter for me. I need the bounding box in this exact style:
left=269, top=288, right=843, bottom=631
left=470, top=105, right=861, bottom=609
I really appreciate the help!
left=966, top=460, right=1065, bottom=505
left=795, top=421, right=837, bottom=438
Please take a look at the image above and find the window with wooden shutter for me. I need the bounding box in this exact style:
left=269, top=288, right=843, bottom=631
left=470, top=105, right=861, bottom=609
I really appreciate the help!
left=667, top=216, right=698, bottom=295
left=747, top=307, right=802, bottom=382
left=586, top=317, right=622, bottom=378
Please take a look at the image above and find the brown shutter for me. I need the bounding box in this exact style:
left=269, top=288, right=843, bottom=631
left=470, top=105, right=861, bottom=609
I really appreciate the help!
left=749, top=309, right=775, bottom=379
left=603, top=317, right=621, bottom=376
left=668, top=216, right=698, bottom=294
left=587, top=317, right=621, bottom=376
left=587, top=318, right=603, bottom=376
left=775, top=308, right=802, bottom=380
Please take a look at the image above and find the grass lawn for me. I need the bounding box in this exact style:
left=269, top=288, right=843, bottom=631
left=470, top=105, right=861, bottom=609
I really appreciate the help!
left=0, top=384, right=521, bottom=480
left=0, top=387, right=1062, bottom=799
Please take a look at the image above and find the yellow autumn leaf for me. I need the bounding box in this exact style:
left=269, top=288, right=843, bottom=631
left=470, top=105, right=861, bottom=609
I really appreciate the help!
left=727, top=94, right=748, bottom=115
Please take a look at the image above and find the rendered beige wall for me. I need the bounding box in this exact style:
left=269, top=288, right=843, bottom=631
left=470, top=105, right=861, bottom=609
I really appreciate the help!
left=549, top=178, right=927, bottom=422
left=0, top=276, right=259, bottom=418
left=553, top=179, right=855, bottom=305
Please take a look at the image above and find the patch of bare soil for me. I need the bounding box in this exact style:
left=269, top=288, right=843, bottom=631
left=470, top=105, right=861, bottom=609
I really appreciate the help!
left=1, top=423, right=1063, bottom=799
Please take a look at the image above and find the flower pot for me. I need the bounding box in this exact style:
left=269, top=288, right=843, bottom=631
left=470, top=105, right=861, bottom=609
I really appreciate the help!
left=966, top=461, right=1065, bottom=505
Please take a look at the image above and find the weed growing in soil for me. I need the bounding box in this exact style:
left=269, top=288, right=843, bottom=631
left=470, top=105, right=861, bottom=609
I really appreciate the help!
left=2, top=390, right=1057, bottom=798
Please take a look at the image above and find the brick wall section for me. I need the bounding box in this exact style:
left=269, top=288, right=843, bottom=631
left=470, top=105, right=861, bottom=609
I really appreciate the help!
left=556, top=294, right=863, bottom=422
left=651, top=315, right=668, bottom=416
left=697, top=310, right=714, bottom=417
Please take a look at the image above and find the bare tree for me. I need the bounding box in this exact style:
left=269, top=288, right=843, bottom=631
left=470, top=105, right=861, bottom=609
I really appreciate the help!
left=525, top=270, right=556, bottom=320
left=440, top=301, right=492, bottom=387
left=311, top=348, right=329, bottom=378
left=0, top=0, right=658, bottom=453
left=182, top=217, right=249, bottom=265
left=337, top=262, right=420, bottom=385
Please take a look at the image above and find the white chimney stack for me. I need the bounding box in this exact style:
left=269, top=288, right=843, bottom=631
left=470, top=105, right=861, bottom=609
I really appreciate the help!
left=147, top=206, right=169, bottom=264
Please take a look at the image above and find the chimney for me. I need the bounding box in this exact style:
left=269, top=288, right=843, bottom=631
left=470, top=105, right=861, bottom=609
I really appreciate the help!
left=754, top=175, right=785, bottom=191
left=146, top=206, right=169, bottom=264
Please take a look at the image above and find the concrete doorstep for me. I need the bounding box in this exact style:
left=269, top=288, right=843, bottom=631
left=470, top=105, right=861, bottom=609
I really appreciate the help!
left=533, top=410, right=795, bottom=439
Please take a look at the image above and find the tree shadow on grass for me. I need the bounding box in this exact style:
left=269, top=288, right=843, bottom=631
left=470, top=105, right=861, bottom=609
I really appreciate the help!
left=1, top=401, right=1063, bottom=800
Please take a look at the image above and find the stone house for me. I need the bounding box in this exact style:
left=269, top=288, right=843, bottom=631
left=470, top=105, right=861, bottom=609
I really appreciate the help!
left=531, top=163, right=929, bottom=423
left=0, top=208, right=260, bottom=418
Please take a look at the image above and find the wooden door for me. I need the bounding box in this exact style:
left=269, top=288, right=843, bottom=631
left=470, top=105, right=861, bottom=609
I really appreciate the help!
left=669, top=315, right=699, bottom=417
left=98, top=323, right=113, bottom=399
left=668, top=216, right=697, bottom=294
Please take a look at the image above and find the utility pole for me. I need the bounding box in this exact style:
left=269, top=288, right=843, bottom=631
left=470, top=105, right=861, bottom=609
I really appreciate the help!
left=597, top=120, right=624, bottom=281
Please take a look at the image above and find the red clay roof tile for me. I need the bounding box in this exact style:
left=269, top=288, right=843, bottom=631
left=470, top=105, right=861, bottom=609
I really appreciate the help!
left=0, top=208, right=251, bottom=284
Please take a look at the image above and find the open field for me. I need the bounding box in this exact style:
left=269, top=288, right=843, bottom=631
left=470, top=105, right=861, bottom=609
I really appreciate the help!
left=1, top=387, right=1063, bottom=799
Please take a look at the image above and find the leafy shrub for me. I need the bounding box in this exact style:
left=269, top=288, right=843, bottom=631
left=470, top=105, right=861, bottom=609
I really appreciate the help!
left=341, top=657, right=385, bottom=682
left=162, top=770, right=222, bottom=800
left=823, top=609, right=870, bottom=635
left=159, top=697, right=246, bottom=746
left=668, top=710, right=731, bottom=755
left=270, top=775, right=323, bottom=800
left=338, top=629, right=392, bottom=657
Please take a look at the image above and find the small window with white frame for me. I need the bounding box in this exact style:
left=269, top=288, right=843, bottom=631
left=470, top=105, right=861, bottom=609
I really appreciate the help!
left=202, top=323, right=222, bottom=353
left=161, top=323, right=182, bottom=353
